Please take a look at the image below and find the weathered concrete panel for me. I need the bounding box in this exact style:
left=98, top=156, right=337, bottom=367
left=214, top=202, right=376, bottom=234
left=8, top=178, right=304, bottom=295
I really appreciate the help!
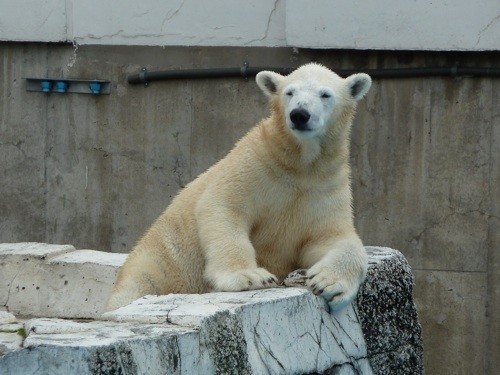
left=2, top=1, right=499, bottom=51
left=287, top=0, right=500, bottom=51
left=72, top=0, right=286, bottom=47
left=0, top=243, right=126, bottom=319
left=487, top=77, right=500, bottom=375
left=38, top=47, right=194, bottom=251
left=414, top=270, right=488, bottom=374
left=352, top=77, right=491, bottom=272
left=0, top=1, right=67, bottom=42
left=0, top=44, right=49, bottom=242
left=190, top=79, right=266, bottom=178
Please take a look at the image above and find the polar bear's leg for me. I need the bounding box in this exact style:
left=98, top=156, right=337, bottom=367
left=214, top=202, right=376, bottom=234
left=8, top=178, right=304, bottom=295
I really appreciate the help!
left=203, top=229, right=279, bottom=291
left=197, top=207, right=278, bottom=292
left=106, top=274, right=151, bottom=311
left=300, top=234, right=368, bottom=311
left=106, top=247, right=188, bottom=311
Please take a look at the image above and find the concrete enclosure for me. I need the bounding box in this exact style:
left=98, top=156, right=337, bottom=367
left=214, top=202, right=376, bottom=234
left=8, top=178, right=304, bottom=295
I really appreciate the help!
left=0, top=43, right=499, bottom=374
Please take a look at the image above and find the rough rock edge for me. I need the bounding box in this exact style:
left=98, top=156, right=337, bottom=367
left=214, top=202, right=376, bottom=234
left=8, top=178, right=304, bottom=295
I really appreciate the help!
left=282, top=247, right=425, bottom=375
left=0, top=246, right=424, bottom=374
left=357, top=247, right=424, bottom=375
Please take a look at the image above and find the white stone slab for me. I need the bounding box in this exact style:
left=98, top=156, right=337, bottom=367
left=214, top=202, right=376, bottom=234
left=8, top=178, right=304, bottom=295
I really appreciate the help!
left=0, top=245, right=422, bottom=374
left=1, top=243, right=123, bottom=319
left=103, top=288, right=310, bottom=325
left=105, top=288, right=371, bottom=374
left=0, top=331, right=24, bottom=356
left=1, top=243, right=75, bottom=315
left=49, top=250, right=127, bottom=267
left=0, top=242, right=74, bottom=257
left=3, top=319, right=204, bottom=375
left=0, top=312, right=17, bottom=325
left=104, top=296, right=236, bottom=326
left=3, top=285, right=370, bottom=373
left=0, top=318, right=24, bottom=356
left=238, top=292, right=369, bottom=374
left=23, top=319, right=192, bottom=348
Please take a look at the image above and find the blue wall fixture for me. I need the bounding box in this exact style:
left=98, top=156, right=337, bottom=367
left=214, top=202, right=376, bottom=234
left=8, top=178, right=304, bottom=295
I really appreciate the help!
left=26, top=78, right=111, bottom=95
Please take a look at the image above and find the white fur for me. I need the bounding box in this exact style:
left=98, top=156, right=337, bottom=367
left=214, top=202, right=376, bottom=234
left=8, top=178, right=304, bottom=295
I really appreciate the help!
left=107, top=63, right=372, bottom=312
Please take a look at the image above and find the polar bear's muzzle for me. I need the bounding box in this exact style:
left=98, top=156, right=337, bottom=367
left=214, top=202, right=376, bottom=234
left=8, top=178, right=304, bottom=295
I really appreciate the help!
left=290, top=108, right=312, bottom=131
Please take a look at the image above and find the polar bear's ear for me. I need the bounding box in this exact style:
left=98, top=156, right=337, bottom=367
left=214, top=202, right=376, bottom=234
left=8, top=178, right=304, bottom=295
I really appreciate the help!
left=256, top=71, right=283, bottom=97
left=345, top=73, right=372, bottom=101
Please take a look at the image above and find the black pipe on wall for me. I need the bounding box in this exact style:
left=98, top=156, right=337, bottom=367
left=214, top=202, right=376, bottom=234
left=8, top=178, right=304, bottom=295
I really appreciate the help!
left=128, top=65, right=500, bottom=84
left=128, top=66, right=293, bottom=84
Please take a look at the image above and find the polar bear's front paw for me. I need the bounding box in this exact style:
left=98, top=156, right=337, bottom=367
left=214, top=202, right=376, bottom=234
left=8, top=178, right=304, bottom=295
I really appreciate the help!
left=210, top=267, right=279, bottom=292
left=305, top=264, right=362, bottom=311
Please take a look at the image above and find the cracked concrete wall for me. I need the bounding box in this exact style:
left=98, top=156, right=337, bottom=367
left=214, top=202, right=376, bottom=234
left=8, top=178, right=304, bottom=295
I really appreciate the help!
left=0, top=42, right=499, bottom=374
left=2, top=1, right=499, bottom=50
left=287, top=0, right=500, bottom=51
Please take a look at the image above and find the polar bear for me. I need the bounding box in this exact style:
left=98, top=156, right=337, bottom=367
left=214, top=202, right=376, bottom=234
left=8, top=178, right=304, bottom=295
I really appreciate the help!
left=107, top=63, right=372, bottom=312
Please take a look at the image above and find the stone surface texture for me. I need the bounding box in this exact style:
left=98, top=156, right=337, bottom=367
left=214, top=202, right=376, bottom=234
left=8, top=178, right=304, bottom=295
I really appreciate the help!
left=282, top=248, right=425, bottom=375
left=358, top=247, right=424, bottom=375
left=0, top=243, right=422, bottom=374
left=0, top=243, right=127, bottom=319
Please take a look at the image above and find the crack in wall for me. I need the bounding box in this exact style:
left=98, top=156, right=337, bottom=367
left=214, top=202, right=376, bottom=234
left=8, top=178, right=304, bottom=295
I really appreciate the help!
left=171, top=131, right=187, bottom=189
left=252, top=310, right=285, bottom=373
left=475, top=14, right=500, bottom=46
left=0, top=141, right=27, bottom=159
left=164, top=303, right=180, bottom=325
left=249, top=311, right=268, bottom=374
left=3, top=270, right=21, bottom=309
left=244, top=0, right=280, bottom=45
left=173, top=335, right=182, bottom=373
left=161, top=0, right=188, bottom=32
left=300, top=330, right=325, bottom=369
left=408, top=206, right=497, bottom=245
left=35, top=8, right=55, bottom=32
left=78, top=31, right=184, bottom=41
left=329, top=313, right=362, bottom=352
left=315, top=314, right=330, bottom=368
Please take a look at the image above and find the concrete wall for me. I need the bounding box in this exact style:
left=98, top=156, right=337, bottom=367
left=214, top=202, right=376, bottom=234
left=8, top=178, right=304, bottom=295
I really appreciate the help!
left=287, top=0, right=500, bottom=51
left=0, top=42, right=498, bottom=374
left=2, top=0, right=499, bottom=50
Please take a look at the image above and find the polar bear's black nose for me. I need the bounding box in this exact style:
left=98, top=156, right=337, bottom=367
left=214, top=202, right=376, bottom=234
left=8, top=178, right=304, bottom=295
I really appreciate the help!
left=290, top=109, right=311, bottom=130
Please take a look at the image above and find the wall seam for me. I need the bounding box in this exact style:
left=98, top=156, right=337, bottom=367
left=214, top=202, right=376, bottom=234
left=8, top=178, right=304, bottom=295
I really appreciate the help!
left=485, top=73, right=496, bottom=375
left=43, top=45, right=50, bottom=244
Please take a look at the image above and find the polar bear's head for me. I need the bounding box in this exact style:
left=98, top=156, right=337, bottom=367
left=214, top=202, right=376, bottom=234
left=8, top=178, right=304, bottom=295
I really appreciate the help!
left=256, top=63, right=371, bottom=139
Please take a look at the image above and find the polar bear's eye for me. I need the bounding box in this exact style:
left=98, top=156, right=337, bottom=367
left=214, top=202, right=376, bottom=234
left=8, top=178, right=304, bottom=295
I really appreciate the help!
left=285, top=91, right=293, bottom=96
left=320, top=92, right=331, bottom=99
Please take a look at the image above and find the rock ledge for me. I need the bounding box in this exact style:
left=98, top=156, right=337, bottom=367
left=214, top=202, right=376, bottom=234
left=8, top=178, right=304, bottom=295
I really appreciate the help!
left=0, top=244, right=423, bottom=374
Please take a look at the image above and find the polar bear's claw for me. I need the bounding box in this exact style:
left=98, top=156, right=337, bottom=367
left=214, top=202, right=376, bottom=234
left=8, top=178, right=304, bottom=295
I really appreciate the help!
left=306, top=266, right=359, bottom=310
left=210, top=267, right=278, bottom=292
